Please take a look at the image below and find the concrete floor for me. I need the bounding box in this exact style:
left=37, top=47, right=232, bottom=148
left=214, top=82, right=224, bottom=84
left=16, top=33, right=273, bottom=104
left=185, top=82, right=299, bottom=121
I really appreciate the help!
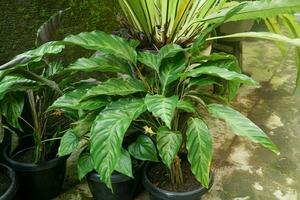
left=55, top=39, right=300, bottom=200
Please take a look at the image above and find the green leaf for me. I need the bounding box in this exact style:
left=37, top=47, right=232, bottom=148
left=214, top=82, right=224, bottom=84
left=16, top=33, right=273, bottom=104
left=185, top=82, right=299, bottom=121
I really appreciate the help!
left=0, top=41, right=65, bottom=71
left=157, top=127, right=182, bottom=168
left=63, top=31, right=137, bottom=64
left=186, top=66, right=259, bottom=86
left=0, top=76, right=37, bottom=101
left=114, top=149, right=133, bottom=178
left=77, top=151, right=94, bottom=180
left=138, top=51, right=160, bottom=72
left=67, top=55, right=131, bottom=75
left=145, top=94, right=178, bottom=129
left=160, top=53, right=186, bottom=94
left=138, top=44, right=185, bottom=73
left=159, top=44, right=184, bottom=61
left=208, top=104, right=279, bottom=154
left=49, top=88, right=109, bottom=112
left=177, top=99, right=196, bottom=113
left=82, top=78, right=146, bottom=100
left=72, top=112, right=99, bottom=137
left=0, top=93, right=24, bottom=130
left=204, top=0, right=300, bottom=24
left=186, top=117, right=212, bottom=188
left=58, top=130, right=79, bottom=156
left=128, top=135, right=158, bottom=162
left=208, top=32, right=300, bottom=48
left=49, top=89, right=87, bottom=111
left=90, top=98, right=146, bottom=189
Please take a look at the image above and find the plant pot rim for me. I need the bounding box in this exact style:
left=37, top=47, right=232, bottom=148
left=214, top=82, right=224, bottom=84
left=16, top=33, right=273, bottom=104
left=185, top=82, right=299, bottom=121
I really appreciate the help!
left=87, top=170, right=133, bottom=183
left=142, top=162, right=214, bottom=198
left=2, top=135, right=69, bottom=172
left=0, top=163, right=17, bottom=200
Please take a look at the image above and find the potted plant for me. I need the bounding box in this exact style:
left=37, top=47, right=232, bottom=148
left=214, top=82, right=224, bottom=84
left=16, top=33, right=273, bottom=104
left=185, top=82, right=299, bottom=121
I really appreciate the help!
left=0, top=39, right=73, bottom=199
left=0, top=164, right=17, bottom=200
left=40, top=23, right=299, bottom=200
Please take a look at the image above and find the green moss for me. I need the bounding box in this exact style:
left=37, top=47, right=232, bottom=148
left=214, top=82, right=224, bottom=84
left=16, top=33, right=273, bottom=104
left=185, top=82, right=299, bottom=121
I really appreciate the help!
left=0, top=0, right=120, bottom=64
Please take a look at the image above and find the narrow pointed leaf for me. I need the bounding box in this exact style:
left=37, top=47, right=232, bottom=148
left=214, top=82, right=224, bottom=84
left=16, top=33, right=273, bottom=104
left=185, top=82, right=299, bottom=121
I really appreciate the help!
left=204, top=0, right=300, bottom=23
left=145, top=94, right=178, bottom=129
left=208, top=32, right=300, bottom=47
left=128, top=135, right=158, bottom=162
left=186, top=117, right=212, bottom=188
left=208, top=104, right=279, bottom=154
left=157, top=127, right=182, bottom=168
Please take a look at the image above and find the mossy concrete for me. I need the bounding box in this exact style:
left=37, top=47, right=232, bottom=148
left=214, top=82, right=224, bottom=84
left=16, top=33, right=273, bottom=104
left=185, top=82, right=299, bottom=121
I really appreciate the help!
left=55, top=38, right=300, bottom=199
left=0, top=0, right=120, bottom=64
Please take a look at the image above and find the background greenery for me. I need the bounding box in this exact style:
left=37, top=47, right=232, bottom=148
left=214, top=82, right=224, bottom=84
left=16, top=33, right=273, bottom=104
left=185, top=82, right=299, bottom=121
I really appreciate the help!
left=0, top=0, right=120, bottom=64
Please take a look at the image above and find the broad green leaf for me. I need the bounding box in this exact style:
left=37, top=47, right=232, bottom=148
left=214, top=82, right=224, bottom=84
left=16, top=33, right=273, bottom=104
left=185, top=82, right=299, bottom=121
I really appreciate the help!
left=145, top=94, right=178, bottom=129
left=90, top=98, right=146, bottom=189
left=0, top=41, right=64, bottom=70
left=187, top=78, right=223, bottom=89
left=157, top=127, right=182, bottom=168
left=138, top=44, right=185, bottom=73
left=49, top=89, right=87, bottom=111
left=114, top=149, right=133, bottom=178
left=0, top=76, right=37, bottom=101
left=67, top=55, right=131, bottom=75
left=78, top=98, right=110, bottom=111
left=208, top=104, right=279, bottom=154
left=0, top=93, right=24, bottom=130
left=128, top=135, right=158, bottom=162
left=204, top=0, right=300, bottom=24
left=177, top=99, right=196, bottom=113
left=208, top=32, right=300, bottom=48
left=82, top=78, right=146, bottom=100
left=186, top=66, right=259, bottom=86
left=160, top=53, right=186, bottom=94
left=58, top=130, right=79, bottom=156
left=77, top=151, right=94, bottom=180
left=72, top=112, right=99, bottom=137
left=138, top=51, right=160, bottom=72
left=49, top=88, right=109, bottom=111
left=186, top=117, right=212, bottom=188
left=158, top=44, right=185, bottom=61
left=63, top=31, right=137, bottom=64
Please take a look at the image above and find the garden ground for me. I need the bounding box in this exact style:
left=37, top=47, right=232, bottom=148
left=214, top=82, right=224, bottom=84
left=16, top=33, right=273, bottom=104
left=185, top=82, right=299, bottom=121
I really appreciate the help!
left=56, top=39, right=300, bottom=200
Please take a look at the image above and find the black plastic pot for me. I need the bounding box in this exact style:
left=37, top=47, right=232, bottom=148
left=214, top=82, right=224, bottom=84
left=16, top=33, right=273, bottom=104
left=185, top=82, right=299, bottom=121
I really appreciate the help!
left=86, top=165, right=143, bottom=200
left=142, top=163, right=214, bottom=200
left=2, top=135, right=68, bottom=200
left=0, top=164, right=17, bottom=200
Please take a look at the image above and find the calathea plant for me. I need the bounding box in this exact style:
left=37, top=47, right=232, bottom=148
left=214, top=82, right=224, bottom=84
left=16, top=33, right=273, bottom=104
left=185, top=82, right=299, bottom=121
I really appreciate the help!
left=0, top=41, right=72, bottom=162
left=46, top=29, right=300, bottom=189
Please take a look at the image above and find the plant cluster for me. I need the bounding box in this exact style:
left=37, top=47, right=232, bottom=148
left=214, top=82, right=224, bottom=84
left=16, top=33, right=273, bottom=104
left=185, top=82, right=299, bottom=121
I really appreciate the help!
left=0, top=0, right=300, bottom=195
